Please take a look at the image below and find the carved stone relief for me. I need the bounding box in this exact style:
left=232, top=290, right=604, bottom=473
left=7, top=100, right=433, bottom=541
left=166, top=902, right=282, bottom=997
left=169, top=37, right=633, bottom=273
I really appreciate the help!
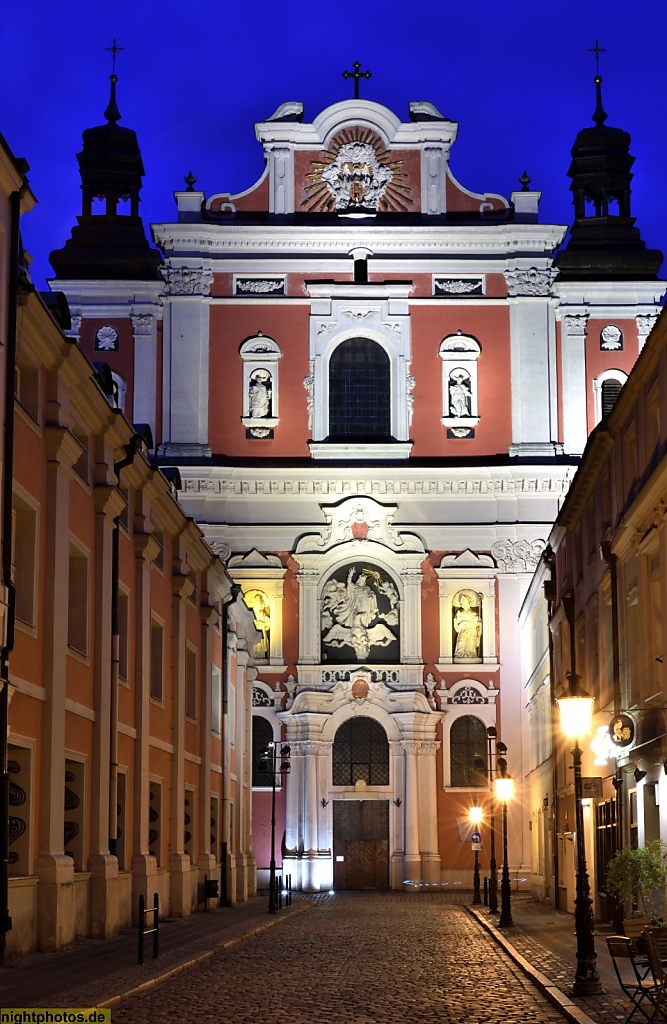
left=504, top=268, right=556, bottom=297
left=162, top=265, right=213, bottom=296
left=321, top=563, right=399, bottom=663
left=492, top=538, right=546, bottom=572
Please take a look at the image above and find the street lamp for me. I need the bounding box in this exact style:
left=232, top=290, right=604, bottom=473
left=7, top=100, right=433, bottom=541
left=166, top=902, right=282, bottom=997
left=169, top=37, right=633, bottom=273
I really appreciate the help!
left=494, top=756, right=514, bottom=928
left=486, top=727, right=499, bottom=914
left=469, top=806, right=483, bottom=905
left=258, top=740, right=291, bottom=914
left=556, top=672, right=602, bottom=996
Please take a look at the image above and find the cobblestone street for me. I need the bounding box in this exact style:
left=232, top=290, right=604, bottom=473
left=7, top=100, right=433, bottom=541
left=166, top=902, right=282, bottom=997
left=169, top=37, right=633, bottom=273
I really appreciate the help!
left=111, top=894, right=568, bottom=1024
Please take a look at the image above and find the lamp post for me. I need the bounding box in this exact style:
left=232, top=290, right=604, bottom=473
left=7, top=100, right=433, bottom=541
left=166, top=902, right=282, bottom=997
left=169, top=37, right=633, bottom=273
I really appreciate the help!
left=486, top=726, right=499, bottom=914
left=556, top=673, right=602, bottom=996
left=495, top=756, right=514, bottom=927
left=258, top=740, right=291, bottom=914
left=469, top=805, right=483, bottom=905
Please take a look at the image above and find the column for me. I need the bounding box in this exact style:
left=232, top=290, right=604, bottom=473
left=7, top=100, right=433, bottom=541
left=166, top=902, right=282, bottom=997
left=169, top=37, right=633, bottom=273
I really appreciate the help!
left=560, top=315, right=588, bottom=455
left=296, top=568, right=320, bottom=665
left=302, top=742, right=321, bottom=891
left=198, top=596, right=218, bottom=903
left=402, top=741, right=421, bottom=886
left=400, top=566, right=423, bottom=664
left=131, top=312, right=158, bottom=440
left=38, top=426, right=80, bottom=951
left=283, top=737, right=304, bottom=890
left=418, top=740, right=441, bottom=884
left=505, top=268, right=560, bottom=456
left=88, top=485, right=125, bottom=938
left=169, top=543, right=193, bottom=917
left=131, top=525, right=160, bottom=922
left=159, top=264, right=213, bottom=458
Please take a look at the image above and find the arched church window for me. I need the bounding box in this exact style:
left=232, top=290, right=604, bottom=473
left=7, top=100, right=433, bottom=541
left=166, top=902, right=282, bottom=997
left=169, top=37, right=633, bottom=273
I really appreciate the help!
left=251, top=716, right=274, bottom=787
left=601, top=379, right=623, bottom=417
left=332, top=717, right=389, bottom=786
left=328, top=338, right=390, bottom=439
left=450, top=715, right=487, bottom=788
left=593, top=370, right=627, bottom=424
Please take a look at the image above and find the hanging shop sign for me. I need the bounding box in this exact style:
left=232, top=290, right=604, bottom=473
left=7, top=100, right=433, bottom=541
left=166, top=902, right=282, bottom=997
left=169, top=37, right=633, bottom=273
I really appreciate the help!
left=609, top=713, right=635, bottom=751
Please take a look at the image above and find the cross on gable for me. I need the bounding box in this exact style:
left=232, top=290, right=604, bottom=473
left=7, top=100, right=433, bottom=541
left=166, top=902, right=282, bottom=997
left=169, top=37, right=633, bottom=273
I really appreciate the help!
left=105, top=38, right=124, bottom=75
left=587, top=39, right=606, bottom=76
left=342, top=61, right=371, bottom=100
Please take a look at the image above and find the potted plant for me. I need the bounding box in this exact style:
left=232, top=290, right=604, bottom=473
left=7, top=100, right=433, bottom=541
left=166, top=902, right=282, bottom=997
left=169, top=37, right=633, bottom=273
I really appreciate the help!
left=606, top=841, right=667, bottom=931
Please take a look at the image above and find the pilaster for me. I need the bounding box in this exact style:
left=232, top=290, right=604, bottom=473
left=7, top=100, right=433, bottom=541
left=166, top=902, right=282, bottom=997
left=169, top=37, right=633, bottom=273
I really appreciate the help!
left=159, top=263, right=213, bottom=457
left=170, top=562, right=194, bottom=917
left=560, top=314, right=589, bottom=455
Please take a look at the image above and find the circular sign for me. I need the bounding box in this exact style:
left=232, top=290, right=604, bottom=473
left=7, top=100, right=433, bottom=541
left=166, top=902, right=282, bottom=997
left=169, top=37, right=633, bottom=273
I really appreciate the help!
left=470, top=830, right=482, bottom=845
left=609, top=714, right=635, bottom=750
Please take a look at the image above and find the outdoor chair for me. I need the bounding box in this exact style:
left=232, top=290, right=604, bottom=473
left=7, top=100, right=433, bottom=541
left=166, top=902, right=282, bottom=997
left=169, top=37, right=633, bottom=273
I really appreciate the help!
left=642, top=930, right=667, bottom=1020
left=606, top=935, right=662, bottom=1022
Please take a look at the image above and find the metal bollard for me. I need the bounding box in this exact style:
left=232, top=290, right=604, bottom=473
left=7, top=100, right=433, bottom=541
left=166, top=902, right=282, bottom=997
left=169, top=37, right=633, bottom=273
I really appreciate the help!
left=138, top=891, right=159, bottom=964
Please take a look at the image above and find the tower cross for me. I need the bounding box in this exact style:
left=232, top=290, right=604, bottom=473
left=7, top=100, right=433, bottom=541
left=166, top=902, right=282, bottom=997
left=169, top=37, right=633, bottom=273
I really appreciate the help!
left=342, top=61, right=371, bottom=100
left=587, top=39, right=606, bottom=76
left=106, top=38, right=124, bottom=75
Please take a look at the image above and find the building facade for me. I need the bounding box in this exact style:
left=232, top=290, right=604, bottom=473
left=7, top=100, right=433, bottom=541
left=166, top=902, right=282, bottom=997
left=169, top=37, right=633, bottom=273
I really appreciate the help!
left=524, top=301, right=667, bottom=922
left=1, top=129, right=261, bottom=956
left=49, top=73, right=664, bottom=894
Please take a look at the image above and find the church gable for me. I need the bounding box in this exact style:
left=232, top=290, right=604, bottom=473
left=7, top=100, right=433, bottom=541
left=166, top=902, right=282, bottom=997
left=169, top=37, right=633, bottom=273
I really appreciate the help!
left=205, top=98, right=510, bottom=219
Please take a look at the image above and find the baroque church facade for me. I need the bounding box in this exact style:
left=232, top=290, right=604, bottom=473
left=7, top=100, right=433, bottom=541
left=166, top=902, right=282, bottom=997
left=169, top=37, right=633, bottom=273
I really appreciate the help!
left=49, top=72, right=664, bottom=894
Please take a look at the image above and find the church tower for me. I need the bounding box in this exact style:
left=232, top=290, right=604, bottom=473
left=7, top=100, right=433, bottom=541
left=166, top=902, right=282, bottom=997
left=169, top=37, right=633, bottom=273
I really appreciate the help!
left=555, top=74, right=662, bottom=280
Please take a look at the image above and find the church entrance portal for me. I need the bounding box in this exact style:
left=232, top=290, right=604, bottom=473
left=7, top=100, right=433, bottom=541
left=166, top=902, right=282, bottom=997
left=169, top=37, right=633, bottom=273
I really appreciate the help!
left=333, top=800, right=390, bottom=890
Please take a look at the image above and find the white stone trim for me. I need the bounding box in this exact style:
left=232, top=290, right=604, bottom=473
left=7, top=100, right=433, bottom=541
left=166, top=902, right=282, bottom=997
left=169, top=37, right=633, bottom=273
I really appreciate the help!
left=439, top=332, right=481, bottom=432
left=435, top=679, right=497, bottom=789
left=239, top=333, right=282, bottom=435
left=434, top=560, right=497, bottom=667
left=593, top=368, right=628, bottom=424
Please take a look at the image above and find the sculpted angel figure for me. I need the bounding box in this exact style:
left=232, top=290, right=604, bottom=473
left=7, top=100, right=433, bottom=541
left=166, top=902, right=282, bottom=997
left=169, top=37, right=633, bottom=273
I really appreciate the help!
left=321, top=567, right=398, bottom=661
left=453, top=591, right=482, bottom=659
left=449, top=370, right=472, bottom=417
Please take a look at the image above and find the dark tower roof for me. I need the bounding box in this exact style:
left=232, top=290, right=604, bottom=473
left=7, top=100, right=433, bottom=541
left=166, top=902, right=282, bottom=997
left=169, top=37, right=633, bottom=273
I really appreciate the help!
left=555, top=76, right=662, bottom=281
left=50, top=75, right=162, bottom=281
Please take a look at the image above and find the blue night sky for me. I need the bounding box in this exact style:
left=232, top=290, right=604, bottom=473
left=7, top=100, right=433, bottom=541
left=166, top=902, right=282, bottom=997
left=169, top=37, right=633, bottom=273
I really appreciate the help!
left=2, top=0, right=666, bottom=289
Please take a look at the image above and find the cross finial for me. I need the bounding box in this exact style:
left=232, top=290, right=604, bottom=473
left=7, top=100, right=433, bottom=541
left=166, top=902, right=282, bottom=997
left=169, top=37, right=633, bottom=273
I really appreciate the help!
left=105, top=38, right=124, bottom=75
left=342, top=61, right=371, bottom=100
left=587, top=39, right=606, bottom=76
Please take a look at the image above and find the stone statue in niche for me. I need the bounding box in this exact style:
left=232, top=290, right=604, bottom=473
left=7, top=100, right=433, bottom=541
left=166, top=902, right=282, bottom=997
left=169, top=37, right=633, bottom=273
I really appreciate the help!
left=321, top=566, right=399, bottom=662
left=452, top=589, right=483, bottom=660
left=448, top=369, right=472, bottom=417
left=248, top=369, right=272, bottom=418
left=244, top=588, right=271, bottom=660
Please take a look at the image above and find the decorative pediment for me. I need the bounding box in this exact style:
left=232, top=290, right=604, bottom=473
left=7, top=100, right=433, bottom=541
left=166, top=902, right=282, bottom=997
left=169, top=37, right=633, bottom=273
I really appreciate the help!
left=439, top=550, right=495, bottom=569
left=228, top=549, right=283, bottom=569
left=294, top=497, right=425, bottom=555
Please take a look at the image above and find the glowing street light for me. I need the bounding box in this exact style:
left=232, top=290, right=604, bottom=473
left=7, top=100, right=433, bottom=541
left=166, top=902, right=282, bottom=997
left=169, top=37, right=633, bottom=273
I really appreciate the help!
left=494, top=756, right=514, bottom=928
left=556, top=672, right=601, bottom=996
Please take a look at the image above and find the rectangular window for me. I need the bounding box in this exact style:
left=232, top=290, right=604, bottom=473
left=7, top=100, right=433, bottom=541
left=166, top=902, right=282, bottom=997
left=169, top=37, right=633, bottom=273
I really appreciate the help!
left=72, top=427, right=90, bottom=484
left=68, top=544, right=89, bottom=655
left=118, top=590, right=129, bottom=681
left=211, top=666, right=221, bottom=736
left=210, top=794, right=220, bottom=858
left=12, top=498, right=37, bottom=627
left=150, top=618, right=164, bottom=701
left=186, top=646, right=197, bottom=720
left=152, top=528, right=164, bottom=571
left=15, top=358, right=40, bottom=423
